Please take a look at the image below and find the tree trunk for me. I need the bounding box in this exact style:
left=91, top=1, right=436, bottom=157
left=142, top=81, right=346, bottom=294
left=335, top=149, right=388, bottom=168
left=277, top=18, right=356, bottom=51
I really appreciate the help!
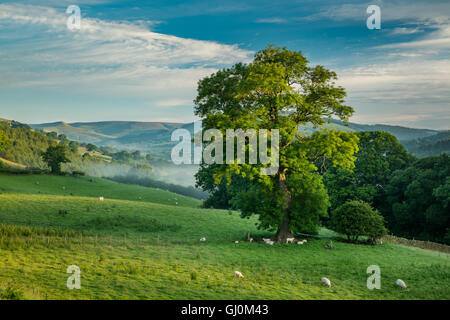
left=276, top=170, right=292, bottom=243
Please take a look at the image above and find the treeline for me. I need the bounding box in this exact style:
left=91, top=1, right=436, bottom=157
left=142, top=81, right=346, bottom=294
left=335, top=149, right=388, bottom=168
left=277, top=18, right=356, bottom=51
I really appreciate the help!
left=0, top=121, right=203, bottom=201
left=108, top=175, right=209, bottom=200
left=402, top=131, right=450, bottom=157
left=201, top=131, right=449, bottom=244
left=0, top=122, right=153, bottom=174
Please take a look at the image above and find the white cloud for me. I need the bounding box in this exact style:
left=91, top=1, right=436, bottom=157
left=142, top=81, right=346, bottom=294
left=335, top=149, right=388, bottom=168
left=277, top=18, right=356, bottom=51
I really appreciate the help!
left=304, top=1, right=450, bottom=23
left=255, top=18, right=287, bottom=24
left=0, top=4, right=253, bottom=90
left=389, top=27, right=423, bottom=35
left=154, top=99, right=194, bottom=108
left=337, top=58, right=450, bottom=129
left=0, top=3, right=254, bottom=122
left=338, top=59, right=450, bottom=103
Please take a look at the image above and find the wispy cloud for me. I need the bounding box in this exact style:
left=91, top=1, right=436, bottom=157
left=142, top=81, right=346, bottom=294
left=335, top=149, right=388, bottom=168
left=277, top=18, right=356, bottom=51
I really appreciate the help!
left=337, top=58, right=450, bottom=129
left=255, top=17, right=287, bottom=24
left=302, top=1, right=450, bottom=23
left=0, top=3, right=253, bottom=121
left=389, top=27, right=423, bottom=35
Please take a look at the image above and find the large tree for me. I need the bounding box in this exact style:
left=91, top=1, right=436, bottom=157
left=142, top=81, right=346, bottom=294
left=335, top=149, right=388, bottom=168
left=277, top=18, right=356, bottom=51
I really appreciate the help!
left=42, top=145, right=71, bottom=174
left=323, top=131, right=414, bottom=215
left=385, top=154, right=450, bottom=244
left=194, top=45, right=359, bottom=242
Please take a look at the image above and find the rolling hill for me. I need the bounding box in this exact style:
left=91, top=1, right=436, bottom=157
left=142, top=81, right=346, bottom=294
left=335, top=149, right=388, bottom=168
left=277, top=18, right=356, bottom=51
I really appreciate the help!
left=0, top=173, right=449, bottom=299
left=28, top=119, right=447, bottom=158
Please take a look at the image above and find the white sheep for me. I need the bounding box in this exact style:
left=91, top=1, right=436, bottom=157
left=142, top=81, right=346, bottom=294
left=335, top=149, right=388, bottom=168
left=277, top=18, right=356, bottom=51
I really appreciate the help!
left=266, top=240, right=275, bottom=245
left=249, top=238, right=254, bottom=243
left=200, top=237, right=206, bottom=242
left=234, top=271, right=244, bottom=278
left=262, top=238, right=270, bottom=243
left=321, top=277, right=331, bottom=287
left=99, top=196, right=104, bottom=201
left=297, top=240, right=305, bottom=245
left=286, top=237, right=295, bottom=244
left=396, top=279, right=407, bottom=289
left=302, top=239, right=307, bottom=243
left=235, top=240, right=239, bottom=244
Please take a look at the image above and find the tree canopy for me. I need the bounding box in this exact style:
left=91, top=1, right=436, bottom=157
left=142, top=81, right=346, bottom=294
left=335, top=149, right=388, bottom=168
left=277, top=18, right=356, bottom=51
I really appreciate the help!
left=323, top=131, right=414, bottom=213
left=194, top=45, right=359, bottom=241
left=385, top=154, right=450, bottom=244
left=329, top=200, right=387, bottom=243
left=42, top=145, right=71, bottom=174
left=0, top=130, right=9, bottom=152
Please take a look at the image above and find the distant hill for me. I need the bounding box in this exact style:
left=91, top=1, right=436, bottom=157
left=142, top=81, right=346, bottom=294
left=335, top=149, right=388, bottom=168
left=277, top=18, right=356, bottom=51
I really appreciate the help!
left=402, top=131, right=450, bottom=157
left=326, top=119, right=439, bottom=141
left=29, top=121, right=189, bottom=158
left=28, top=119, right=447, bottom=158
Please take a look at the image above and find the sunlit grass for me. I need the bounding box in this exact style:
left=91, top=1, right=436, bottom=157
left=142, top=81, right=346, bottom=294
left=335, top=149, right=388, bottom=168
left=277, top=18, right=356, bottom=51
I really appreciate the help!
left=0, top=174, right=449, bottom=300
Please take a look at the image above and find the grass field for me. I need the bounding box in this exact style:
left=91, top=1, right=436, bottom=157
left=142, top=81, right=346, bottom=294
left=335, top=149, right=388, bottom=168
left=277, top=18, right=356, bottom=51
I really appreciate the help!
left=0, top=174, right=449, bottom=300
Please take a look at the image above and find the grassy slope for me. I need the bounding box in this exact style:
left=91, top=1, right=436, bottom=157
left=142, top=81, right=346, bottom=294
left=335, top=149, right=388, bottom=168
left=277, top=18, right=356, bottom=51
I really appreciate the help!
left=0, top=174, right=201, bottom=208
left=0, top=175, right=449, bottom=300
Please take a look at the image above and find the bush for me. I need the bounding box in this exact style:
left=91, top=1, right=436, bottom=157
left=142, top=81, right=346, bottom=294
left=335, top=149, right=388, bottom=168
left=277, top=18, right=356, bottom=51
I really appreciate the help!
left=329, top=200, right=387, bottom=243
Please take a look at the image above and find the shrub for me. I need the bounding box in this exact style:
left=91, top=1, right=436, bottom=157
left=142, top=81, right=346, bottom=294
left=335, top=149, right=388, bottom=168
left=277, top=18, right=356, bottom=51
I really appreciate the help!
left=329, top=200, right=387, bottom=243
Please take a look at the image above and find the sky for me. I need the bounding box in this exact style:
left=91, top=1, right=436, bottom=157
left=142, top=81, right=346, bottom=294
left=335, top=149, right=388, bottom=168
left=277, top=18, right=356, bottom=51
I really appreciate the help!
left=0, top=0, right=449, bottom=129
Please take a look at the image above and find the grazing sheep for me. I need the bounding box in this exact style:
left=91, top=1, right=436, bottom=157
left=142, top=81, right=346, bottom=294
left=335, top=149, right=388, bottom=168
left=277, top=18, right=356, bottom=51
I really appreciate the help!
left=286, top=237, right=295, bottom=244
left=200, top=237, right=206, bottom=242
left=99, top=196, right=104, bottom=201
left=266, top=240, right=275, bottom=245
left=297, top=240, right=305, bottom=245
left=262, top=238, right=270, bottom=242
left=234, top=271, right=244, bottom=278
left=235, top=240, right=239, bottom=244
left=321, top=277, right=331, bottom=288
left=249, top=238, right=254, bottom=243
left=396, top=279, right=407, bottom=289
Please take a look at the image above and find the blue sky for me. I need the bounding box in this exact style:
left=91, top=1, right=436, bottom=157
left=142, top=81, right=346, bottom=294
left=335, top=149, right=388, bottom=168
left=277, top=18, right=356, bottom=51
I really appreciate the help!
left=0, top=0, right=449, bottom=129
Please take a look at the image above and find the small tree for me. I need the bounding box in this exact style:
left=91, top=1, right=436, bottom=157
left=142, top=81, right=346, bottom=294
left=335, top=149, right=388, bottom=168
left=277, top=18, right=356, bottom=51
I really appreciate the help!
left=42, top=145, right=71, bottom=174
left=329, top=200, right=387, bottom=243
left=68, top=141, right=80, bottom=153
left=0, top=130, right=10, bottom=152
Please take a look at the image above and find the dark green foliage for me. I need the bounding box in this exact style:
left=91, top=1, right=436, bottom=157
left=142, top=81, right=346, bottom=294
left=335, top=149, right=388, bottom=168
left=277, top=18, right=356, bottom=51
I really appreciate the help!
left=402, top=130, right=450, bottom=157
left=0, top=123, right=57, bottom=168
left=196, top=164, right=250, bottom=209
left=329, top=200, right=387, bottom=243
left=324, top=131, right=414, bottom=213
left=68, top=141, right=79, bottom=152
left=0, top=130, right=10, bottom=152
left=41, top=145, right=71, bottom=174
left=384, top=154, right=450, bottom=244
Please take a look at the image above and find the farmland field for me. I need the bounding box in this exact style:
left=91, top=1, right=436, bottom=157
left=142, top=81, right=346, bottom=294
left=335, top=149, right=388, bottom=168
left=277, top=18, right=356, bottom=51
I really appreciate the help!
left=0, top=174, right=449, bottom=300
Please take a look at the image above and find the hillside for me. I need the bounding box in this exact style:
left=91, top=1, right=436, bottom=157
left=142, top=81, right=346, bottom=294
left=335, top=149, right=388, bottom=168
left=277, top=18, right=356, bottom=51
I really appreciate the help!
left=402, top=131, right=450, bottom=157
left=29, top=119, right=446, bottom=157
left=0, top=174, right=201, bottom=208
left=328, top=119, right=439, bottom=141
left=0, top=174, right=449, bottom=299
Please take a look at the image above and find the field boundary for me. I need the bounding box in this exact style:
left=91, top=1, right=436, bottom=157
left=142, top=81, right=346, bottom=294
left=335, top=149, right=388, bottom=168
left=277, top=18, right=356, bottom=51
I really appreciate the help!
left=382, top=235, right=450, bottom=254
